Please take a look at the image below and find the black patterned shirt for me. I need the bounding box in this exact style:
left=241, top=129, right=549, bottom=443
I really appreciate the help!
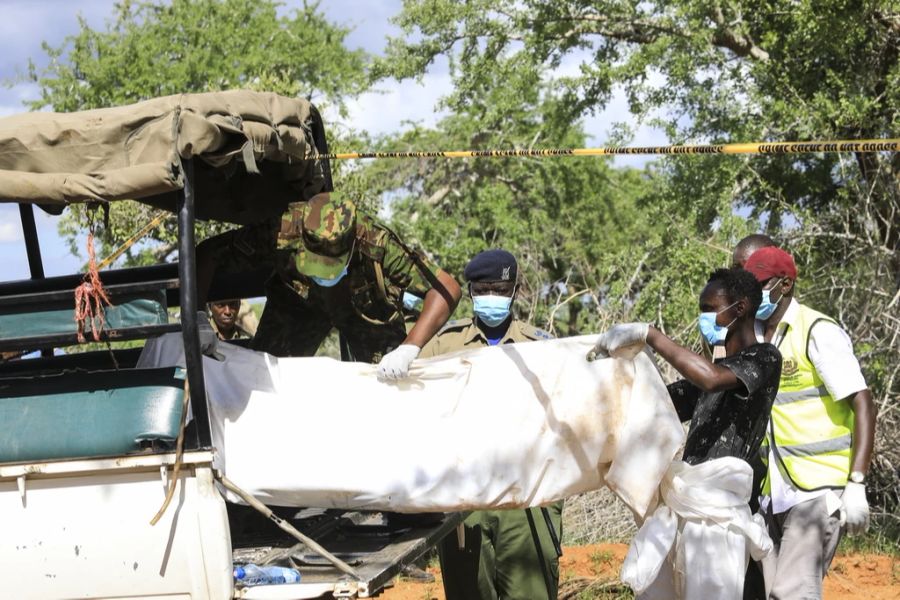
left=667, top=343, right=782, bottom=465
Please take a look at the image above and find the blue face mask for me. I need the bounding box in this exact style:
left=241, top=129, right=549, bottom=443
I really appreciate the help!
left=402, top=291, right=423, bottom=311
left=698, top=301, right=739, bottom=346
left=473, top=295, right=513, bottom=327
left=755, top=279, right=784, bottom=320
left=310, top=264, right=349, bottom=288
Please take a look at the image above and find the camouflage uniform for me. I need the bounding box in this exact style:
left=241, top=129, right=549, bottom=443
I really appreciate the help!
left=420, top=317, right=564, bottom=600
left=198, top=197, right=444, bottom=363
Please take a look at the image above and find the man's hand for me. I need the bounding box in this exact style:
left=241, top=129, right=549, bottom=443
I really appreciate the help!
left=839, top=481, right=870, bottom=536
left=586, top=323, right=650, bottom=361
left=197, top=312, right=224, bottom=361
left=377, top=344, right=421, bottom=380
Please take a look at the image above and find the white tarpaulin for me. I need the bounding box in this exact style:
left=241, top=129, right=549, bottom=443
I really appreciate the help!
left=621, top=457, right=773, bottom=600
left=137, top=334, right=685, bottom=518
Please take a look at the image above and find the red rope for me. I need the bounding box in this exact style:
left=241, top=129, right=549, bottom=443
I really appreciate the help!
left=74, top=230, right=113, bottom=343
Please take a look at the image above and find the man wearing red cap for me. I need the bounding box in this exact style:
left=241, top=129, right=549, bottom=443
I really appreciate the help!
left=743, top=246, right=875, bottom=600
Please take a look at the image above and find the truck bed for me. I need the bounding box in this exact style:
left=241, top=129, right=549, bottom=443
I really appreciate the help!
left=229, top=505, right=465, bottom=598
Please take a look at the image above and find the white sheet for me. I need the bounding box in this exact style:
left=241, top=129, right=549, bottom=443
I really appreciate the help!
left=138, top=334, right=685, bottom=518
left=621, top=457, right=773, bottom=599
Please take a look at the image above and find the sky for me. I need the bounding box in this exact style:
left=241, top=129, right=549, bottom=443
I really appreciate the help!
left=0, top=0, right=666, bottom=282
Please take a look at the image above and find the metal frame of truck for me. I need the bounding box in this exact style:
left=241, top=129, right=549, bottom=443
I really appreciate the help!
left=0, top=91, right=463, bottom=599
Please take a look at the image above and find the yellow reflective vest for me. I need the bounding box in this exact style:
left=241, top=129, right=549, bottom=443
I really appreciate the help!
left=761, top=304, right=854, bottom=493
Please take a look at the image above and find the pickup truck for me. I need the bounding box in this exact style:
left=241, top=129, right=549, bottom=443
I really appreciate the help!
left=0, top=91, right=462, bottom=599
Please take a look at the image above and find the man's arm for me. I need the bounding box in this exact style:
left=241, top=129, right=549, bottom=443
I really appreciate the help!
left=646, top=327, right=741, bottom=393
left=375, top=231, right=462, bottom=380
left=849, top=388, right=875, bottom=474
left=376, top=271, right=460, bottom=380
left=840, top=388, right=876, bottom=536
left=403, top=269, right=461, bottom=348
left=806, top=321, right=875, bottom=475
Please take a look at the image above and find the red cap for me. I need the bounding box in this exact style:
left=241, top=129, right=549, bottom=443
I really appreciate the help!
left=743, top=246, right=797, bottom=282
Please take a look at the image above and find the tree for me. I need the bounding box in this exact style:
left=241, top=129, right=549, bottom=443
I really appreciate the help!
left=376, top=0, right=900, bottom=528
left=27, top=0, right=370, bottom=264
left=352, top=79, right=749, bottom=343
left=376, top=0, right=898, bottom=253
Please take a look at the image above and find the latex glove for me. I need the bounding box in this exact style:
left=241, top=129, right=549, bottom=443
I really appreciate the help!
left=839, top=481, right=870, bottom=536
left=377, top=344, right=421, bottom=380
left=586, top=323, right=650, bottom=361
left=197, top=312, right=224, bottom=361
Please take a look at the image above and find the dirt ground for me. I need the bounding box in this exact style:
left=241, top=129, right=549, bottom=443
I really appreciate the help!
left=378, top=543, right=899, bottom=599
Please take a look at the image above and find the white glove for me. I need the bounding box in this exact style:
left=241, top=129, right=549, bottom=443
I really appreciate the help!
left=586, top=323, right=650, bottom=361
left=377, top=344, right=421, bottom=380
left=839, top=481, right=870, bottom=536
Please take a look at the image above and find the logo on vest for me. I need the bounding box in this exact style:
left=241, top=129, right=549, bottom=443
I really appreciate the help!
left=782, top=358, right=799, bottom=379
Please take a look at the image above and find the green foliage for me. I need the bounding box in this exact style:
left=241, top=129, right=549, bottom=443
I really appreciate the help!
left=29, top=0, right=367, bottom=112
left=351, top=92, right=748, bottom=348
left=378, top=0, right=900, bottom=522
left=26, top=0, right=369, bottom=265
left=378, top=0, right=900, bottom=239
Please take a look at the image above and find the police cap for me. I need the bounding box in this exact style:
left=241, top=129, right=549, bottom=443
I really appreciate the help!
left=463, top=249, right=518, bottom=283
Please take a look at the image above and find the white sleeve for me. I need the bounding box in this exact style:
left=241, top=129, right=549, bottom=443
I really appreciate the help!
left=807, top=320, right=867, bottom=401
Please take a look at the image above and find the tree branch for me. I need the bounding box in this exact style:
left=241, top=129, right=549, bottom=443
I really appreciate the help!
left=710, top=5, right=770, bottom=61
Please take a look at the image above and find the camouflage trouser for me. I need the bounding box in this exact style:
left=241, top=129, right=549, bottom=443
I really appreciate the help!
left=250, top=275, right=407, bottom=364
left=439, top=502, right=563, bottom=600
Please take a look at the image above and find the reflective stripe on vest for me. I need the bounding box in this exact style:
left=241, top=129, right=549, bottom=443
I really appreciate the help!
left=761, top=304, right=854, bottom=493
left=774, top=385, right=829, bottom=405
left=776, top=434, right=852, bottom=458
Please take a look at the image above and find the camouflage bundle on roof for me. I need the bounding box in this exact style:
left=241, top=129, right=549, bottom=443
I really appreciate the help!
left=0, top=90, right=327, bottom=224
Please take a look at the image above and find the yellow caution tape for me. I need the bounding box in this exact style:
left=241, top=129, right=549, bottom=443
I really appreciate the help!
left=322, top=138, right=900, bottom=160
left=96, top=212, right=170, bottom=270
left=75, top=137, right=899, bottom=269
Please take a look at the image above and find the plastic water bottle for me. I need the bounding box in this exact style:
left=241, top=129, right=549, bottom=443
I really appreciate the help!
left=233, top=563, right=301, bottom=586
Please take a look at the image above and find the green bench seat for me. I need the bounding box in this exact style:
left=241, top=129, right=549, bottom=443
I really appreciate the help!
left=0, top=290, right=169, bottom=340
left=0, top=367, right=185, bottom=464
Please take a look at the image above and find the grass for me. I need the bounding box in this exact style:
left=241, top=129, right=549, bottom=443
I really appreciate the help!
left=837, top=527, right=900, bottom=557
left=588, top=549, right=616, bottom=575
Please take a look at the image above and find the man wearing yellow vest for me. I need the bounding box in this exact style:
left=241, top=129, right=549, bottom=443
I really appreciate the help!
left=743, top=247, right=875, bottom=600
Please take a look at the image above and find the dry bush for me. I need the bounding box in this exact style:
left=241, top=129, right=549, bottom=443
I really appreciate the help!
left=558, top=576, right=634, bottom=600
left=561, top=488, right=638, bottom=545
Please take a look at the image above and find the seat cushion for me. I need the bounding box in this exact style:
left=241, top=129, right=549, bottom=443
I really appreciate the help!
left=0, top=367, right=185, bottom=463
